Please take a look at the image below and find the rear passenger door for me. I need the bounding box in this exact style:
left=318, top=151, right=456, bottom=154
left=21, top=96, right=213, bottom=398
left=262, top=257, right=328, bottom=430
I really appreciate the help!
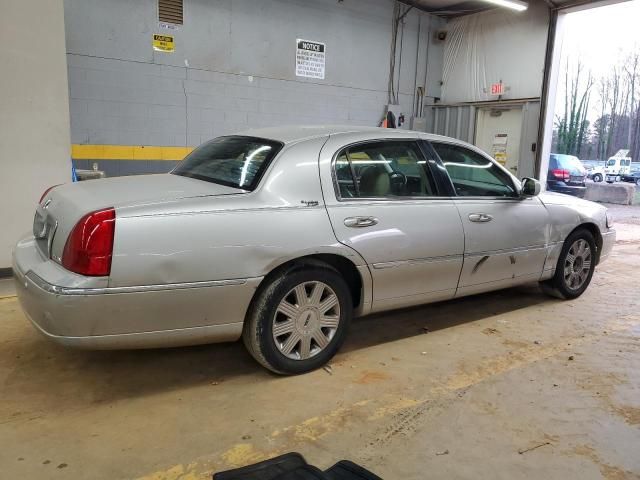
left=430, top=141, right=551, bottom=296
left=320, top=136, right=465, bottom=313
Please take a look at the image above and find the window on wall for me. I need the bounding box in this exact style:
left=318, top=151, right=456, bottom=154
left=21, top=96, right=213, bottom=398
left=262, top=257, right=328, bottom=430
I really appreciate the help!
left=334, top=141, right=437, bottom=199
left=159, top=0, right=183, bottom=25
left=431, top=143, right=516, bottom=197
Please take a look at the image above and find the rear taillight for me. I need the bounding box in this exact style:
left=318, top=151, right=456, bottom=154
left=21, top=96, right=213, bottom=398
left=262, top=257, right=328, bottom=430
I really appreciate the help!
left=62, top=208, right=116, bottom=276
left=39, top=185, right=62, bottom=204
left=551, top=169, right=570, bottom=181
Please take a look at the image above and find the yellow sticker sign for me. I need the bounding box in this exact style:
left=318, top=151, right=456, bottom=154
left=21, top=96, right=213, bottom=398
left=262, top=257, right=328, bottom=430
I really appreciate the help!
left=153, top=34, right=174, bottom=52
left=494, top=152, right=507, bottom=165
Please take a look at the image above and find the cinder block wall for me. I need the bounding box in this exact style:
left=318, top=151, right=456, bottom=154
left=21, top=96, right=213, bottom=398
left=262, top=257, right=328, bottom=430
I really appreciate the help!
left=64, top=0, right=445, bottom=176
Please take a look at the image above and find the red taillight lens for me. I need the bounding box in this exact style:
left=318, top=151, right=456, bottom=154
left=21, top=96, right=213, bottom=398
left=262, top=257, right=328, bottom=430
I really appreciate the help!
left=62, top=208, right=116, bottom=276
left=39, top=185, right=62, bottom=204
left=552, top=169, right=570, bottom=181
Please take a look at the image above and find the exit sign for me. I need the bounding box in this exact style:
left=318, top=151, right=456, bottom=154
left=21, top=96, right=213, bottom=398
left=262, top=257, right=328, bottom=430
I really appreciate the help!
left=490, top=82, right=505, bottom=96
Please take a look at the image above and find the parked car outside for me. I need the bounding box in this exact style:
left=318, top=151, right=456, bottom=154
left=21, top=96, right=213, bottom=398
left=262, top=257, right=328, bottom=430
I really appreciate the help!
left=582, top=160, right=606, bottom=182
left=621, top=171, right=640, bottom=186
left=13, top=126, right=615, bottom=374
left=547, top=153, right=587, bottom=197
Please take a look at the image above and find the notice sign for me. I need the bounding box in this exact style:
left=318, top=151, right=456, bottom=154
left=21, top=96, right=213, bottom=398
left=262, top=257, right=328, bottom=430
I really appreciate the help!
left=296, top=39, right=325, bottom=79
left=153, top=34, right=174, bottom=52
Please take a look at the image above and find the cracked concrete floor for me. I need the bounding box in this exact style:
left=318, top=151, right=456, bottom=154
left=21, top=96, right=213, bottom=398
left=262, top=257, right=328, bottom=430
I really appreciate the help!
left=1, top=218, right=639, bottom=480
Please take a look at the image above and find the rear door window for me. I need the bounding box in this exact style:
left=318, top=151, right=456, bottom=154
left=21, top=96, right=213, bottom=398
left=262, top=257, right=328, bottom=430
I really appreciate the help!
left=334, top=141, right=438, bottom=199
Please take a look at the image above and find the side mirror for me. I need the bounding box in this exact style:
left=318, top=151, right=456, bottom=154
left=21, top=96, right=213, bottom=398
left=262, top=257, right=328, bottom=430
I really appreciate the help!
left=521, top=177, right=541, bottom=197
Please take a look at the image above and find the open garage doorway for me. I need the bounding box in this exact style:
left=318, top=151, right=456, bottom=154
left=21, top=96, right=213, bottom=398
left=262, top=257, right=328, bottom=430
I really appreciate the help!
left=538, top=0, right=640, bottom=198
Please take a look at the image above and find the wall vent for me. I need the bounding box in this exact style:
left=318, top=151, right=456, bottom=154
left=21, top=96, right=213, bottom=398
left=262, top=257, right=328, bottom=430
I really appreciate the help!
left=159, top=0, right=183, bottom=25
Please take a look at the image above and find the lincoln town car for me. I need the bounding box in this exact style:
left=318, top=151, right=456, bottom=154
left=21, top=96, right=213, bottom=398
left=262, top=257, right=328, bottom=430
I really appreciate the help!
left=13, top=126, right=615, bottom=374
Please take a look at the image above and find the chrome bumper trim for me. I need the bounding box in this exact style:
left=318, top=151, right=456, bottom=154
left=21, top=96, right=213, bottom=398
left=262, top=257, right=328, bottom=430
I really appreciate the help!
left=24, top=271, right=248, bottom=296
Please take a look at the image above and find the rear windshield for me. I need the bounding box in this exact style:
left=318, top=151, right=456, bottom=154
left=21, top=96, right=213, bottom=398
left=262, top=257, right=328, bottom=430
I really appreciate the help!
left=552, top=154, right=584, bottom=170
left=172, top=136, right=283, bottom=190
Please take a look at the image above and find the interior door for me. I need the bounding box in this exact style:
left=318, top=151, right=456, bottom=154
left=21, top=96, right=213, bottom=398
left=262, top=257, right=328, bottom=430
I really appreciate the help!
left=475, top=106, right=523, bottom=177
left=430, top=141, right=551, bottom=297
left=319, top=136, right=465, bottom=313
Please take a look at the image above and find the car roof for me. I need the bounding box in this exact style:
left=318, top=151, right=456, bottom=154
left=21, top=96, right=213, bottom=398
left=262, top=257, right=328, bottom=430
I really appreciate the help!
left=236, top=124, right=461, bottom=145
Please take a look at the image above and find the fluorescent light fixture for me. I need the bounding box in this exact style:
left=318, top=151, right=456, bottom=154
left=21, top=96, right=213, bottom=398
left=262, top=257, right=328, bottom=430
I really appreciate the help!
left=482, top=0, right=528, bottom=11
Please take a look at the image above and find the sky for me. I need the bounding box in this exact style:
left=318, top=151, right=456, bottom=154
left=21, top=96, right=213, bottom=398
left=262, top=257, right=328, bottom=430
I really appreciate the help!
left=554, top=0, right=640, bottom=121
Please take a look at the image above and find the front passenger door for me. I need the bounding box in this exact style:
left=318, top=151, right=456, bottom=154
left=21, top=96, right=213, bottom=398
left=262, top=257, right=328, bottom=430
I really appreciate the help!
left=430, top=141, right=551, bottom=296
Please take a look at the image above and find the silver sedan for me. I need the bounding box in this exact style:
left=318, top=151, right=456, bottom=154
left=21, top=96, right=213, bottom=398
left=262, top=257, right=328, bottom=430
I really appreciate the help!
left=13, top=126, right=615, bottom=374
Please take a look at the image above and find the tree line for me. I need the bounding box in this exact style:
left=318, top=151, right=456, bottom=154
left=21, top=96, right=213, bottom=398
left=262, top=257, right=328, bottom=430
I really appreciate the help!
left=553, top=51, right=640, bottom=161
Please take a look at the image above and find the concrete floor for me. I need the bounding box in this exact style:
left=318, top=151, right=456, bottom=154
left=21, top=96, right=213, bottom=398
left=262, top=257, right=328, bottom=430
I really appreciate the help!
left=1, top=212, right=639, bottom=480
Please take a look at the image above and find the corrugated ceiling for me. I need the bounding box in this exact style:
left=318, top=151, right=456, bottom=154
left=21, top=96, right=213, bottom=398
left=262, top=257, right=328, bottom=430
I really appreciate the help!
left=398, top=0, right=622, bottom=18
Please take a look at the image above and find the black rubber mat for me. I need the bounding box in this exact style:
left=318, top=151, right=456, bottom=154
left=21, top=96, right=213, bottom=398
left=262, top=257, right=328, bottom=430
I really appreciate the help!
left=212, top=453, right=382, bottom=480
left=213, top=453, right=307, bottom=480
left=272, top=465, right=327, bottom=479
left=324, top=460, right=383, bottom=480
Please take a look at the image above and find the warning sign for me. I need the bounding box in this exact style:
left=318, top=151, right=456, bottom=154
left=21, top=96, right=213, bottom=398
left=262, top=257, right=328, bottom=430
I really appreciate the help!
left=493, top=133, right=508, bottom=165
left=296, top=39, right=325, bottom=79
left=153, top=34, right=174, bottom=52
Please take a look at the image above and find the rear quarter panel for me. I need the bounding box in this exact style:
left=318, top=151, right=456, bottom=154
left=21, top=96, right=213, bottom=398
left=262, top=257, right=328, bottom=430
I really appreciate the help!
left=109, top=136, right=366, bottom=287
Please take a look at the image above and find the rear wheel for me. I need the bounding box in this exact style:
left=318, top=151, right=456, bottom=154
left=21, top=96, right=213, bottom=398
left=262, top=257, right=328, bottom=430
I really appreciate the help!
left=636, top=178, right=640, bottom=186
left=243, top=264, right=352, bottom=374
left=540, top=228, right=596, bottom=300
left=592, top=173, right=603, bottom=183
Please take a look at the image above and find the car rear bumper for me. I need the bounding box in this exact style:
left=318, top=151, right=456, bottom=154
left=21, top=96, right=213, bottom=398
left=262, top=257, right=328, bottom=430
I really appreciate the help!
left=13, top=235, right=260, bottom=349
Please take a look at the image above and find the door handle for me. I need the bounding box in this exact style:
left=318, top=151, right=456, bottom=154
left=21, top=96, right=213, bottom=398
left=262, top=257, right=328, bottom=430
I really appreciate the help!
left=344, top=216, right=379, bottom=228
left=468, top=213, right=493, bottom=223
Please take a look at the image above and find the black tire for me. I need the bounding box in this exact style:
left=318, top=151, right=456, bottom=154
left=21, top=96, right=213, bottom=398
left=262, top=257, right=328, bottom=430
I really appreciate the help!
left=636, top=178, right=640, bottom=186
left=593, top=173, right=603, bottom=183
left=243, top=263, right=352, bottom=375
left=540, top=228, right=597, bottom=300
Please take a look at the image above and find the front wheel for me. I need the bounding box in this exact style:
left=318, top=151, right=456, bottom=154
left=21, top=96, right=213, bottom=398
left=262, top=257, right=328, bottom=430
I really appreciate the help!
left=540, top=228, right=596, bottom=300
left=243, top=264, right=352, bottom=374
left=636, top=178, right=640, bottom=186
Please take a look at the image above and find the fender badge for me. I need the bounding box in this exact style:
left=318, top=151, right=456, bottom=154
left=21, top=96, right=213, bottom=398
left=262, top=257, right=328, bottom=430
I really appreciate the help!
left=301, top=200, right=319, bottom=207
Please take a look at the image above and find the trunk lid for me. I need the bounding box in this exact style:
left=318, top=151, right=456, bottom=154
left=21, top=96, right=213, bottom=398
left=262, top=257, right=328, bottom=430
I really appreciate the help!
left=35, top=174, right=243, bottom=262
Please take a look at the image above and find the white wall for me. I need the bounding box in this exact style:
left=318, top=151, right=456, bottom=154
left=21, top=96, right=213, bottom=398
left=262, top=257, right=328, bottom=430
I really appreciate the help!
left=0, top=0, right=72, bottom=269
left=440, top=0, right=549, bottom=103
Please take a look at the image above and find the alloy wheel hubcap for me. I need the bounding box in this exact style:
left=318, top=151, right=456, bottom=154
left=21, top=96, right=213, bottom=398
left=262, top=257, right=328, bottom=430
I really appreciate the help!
left=272, top=281, right=340, bottom=360
left=564, top=239, right=592, bottom=290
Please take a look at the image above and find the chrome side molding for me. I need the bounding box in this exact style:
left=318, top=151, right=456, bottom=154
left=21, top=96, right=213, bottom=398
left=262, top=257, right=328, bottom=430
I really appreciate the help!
left=24, top=271, right=249, bottom=296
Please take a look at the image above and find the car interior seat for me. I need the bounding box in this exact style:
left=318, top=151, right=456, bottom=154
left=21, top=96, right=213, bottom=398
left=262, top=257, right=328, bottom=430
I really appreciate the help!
left=358, top=165, right=390, bottom=197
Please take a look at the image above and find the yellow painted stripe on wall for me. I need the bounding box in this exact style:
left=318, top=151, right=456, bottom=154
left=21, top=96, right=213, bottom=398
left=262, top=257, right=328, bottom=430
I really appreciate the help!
left=71, top=144, right=194, bottom=161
